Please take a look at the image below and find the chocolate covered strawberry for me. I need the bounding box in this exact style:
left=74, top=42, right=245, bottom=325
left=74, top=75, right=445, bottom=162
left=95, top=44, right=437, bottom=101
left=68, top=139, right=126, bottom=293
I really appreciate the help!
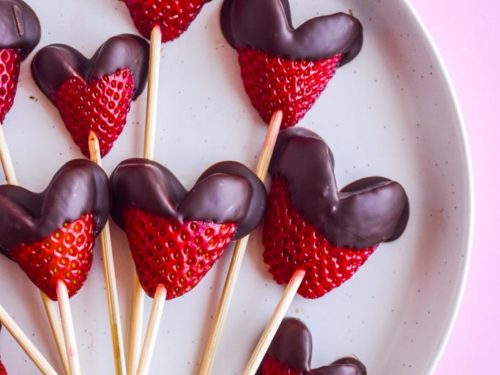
left=0, top=0, right=40, bottom=123
left=123, top=0, right=210, bottom=42
left=263, top=128, right=409, bottom=298
left=31, top=35, right=149, bottom=157
left=0, top=159, right=110, bottom=300
left=258, top=318, right=367, bottom=375
left=264, top=179, right=376, bottom=299
left=221, top=0, right=363, bottom=128
left=111, top=159, right=266, bottom=299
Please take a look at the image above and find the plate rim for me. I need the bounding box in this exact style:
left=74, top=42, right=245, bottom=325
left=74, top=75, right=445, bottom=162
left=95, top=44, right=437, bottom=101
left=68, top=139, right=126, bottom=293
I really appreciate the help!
left=400, top=0, right=474, bottom=373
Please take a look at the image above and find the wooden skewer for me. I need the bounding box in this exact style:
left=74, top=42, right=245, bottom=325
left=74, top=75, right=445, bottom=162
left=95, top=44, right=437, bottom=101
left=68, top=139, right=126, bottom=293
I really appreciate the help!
left=242, top=269, right=306, bottom=375
left=40, top=293, right=70, bottom=375
left=127, top=275, right=146, bottom=375
left=0, top=304, right=58, bottom=375
left=0, top=123, right=69, bottom=374
left=0, top=125, right=16, bottom=185
left=88, top=132, right=127, bottom=375
left=135, top=285, right=166, bottom=375
left=56, top=281, right=81, bottom=375
left=128, top=24, right=162, bottom=375
left=198, top=110, right=283, bottom=375
left=143, top=25, right=162, bottom=160
left=254, top=112, right=283, bottom=179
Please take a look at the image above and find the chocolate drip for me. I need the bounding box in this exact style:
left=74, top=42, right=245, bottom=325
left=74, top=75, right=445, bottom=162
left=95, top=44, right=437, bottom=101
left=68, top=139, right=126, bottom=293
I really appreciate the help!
left=31, top=34, right=149, bottom=100
left=0, top=159, right=110, bottom=257
left=269, top=127, right=409, bottom=249
left=221, top=0, right=362, bottom=62
left=0, top=0, right=40, bottom=59
left=198, top=161, right=266, bottom=239
left=258, top=318, right=367, bottom=374
left=111, top=159, right=266, bottom=240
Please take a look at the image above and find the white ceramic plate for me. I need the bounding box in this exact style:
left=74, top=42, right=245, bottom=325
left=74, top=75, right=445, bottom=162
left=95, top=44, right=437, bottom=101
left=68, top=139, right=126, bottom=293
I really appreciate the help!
left=0, top=0, right=472, bottom=374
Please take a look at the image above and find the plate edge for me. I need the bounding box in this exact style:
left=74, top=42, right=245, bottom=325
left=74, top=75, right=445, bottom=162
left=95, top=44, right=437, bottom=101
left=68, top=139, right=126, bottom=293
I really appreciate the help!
left=399, top=0, right=475, bottom=374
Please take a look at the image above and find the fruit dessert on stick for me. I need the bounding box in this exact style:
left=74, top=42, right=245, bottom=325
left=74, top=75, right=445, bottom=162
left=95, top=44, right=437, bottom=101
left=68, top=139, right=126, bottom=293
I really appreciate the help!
left=111, top=158, right=266, bottom=374
left=122, top=0, right=212, bottom=105
left=257, top=318, right=366, bottom=375
left=0, top=2, right=65, bottom=372
left=200, top=1, right=363, bottom=371
left=220, top=0, right=362, bottom=130
left=0, top=156, right=69, bottom=375
left=0, top=309, right=58, bottom=375
left=120, top=0, right=213, bottom=154
left=122, top=0, right=214, bottom=158
left=0, top=0, right=40, bottom=178
left=31, top=34, right=149, bottom=375
left=120, top=0, right=213, bottom=153
left=243, top=128, right=409, bottom=374
left=121, top=0, right=213, bottom=154
left=31, top=34, right=149, bottom=158
left=0, top=160, right=111, bottom=375
left=120, top=0, right=214, bottom=367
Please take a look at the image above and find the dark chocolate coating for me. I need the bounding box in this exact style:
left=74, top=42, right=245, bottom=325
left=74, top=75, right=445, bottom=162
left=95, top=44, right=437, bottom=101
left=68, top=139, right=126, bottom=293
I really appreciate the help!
left=111, top=158, right=266, bottom=240
left=31, top=34, right=149, bottom=100
left=0, top=0, right=40, bottom=60
left=221, top=0, right=362, bottom=62
left=258, top=318, right=367, bottom=374
left=197, top=161, right=267, bottom=239
left=270, top=127, right=409, bottom=249
left=266, top=318, right=312, bottom=373
left=0, top=159, right=110, bottom=258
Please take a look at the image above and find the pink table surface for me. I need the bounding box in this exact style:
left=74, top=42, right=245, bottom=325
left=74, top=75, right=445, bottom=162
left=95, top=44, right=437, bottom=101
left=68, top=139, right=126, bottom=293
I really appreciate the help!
left=411, top=0, right=499, bottom=373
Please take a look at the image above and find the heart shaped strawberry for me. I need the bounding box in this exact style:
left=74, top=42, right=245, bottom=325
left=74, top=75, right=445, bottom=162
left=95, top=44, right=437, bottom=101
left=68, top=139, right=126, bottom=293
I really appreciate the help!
left=123, top=0, right=211, bottom=42
left=221, top=0, right=363, bottom=128
left=258, top=318, right=366, bottom=375
left=31, top=34, right=149, bottom=157
left=0, top=159, right=110, bottom=300
left=0, top=0, right=40, bottom=123
left=111, top=159, right=266, bottom=299
left=263, top=128, right=409, bottom=298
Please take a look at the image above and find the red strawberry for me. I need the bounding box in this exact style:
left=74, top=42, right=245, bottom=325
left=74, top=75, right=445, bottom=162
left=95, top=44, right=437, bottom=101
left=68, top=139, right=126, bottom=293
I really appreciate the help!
left=123, top=208, right=236, bottom=299
left=263, top=179, right=375, bottom=299
left=0, top=360, right=6, bottom=375
left=261, top=355, right=300, bottom=375
left=11, top=214, right=95, bottom=301
left=51, top=69, right=134, bottom=158
left=0, top=49, right=20, bottom=124
left=238, top=48, right=342, bottom=128
left=124, top=0, right=209, bottom=42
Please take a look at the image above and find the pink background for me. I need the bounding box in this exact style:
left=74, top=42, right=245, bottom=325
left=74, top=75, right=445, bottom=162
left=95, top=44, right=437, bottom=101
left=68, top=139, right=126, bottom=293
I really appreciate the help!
left=411, top=0, right=500, bottom=373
